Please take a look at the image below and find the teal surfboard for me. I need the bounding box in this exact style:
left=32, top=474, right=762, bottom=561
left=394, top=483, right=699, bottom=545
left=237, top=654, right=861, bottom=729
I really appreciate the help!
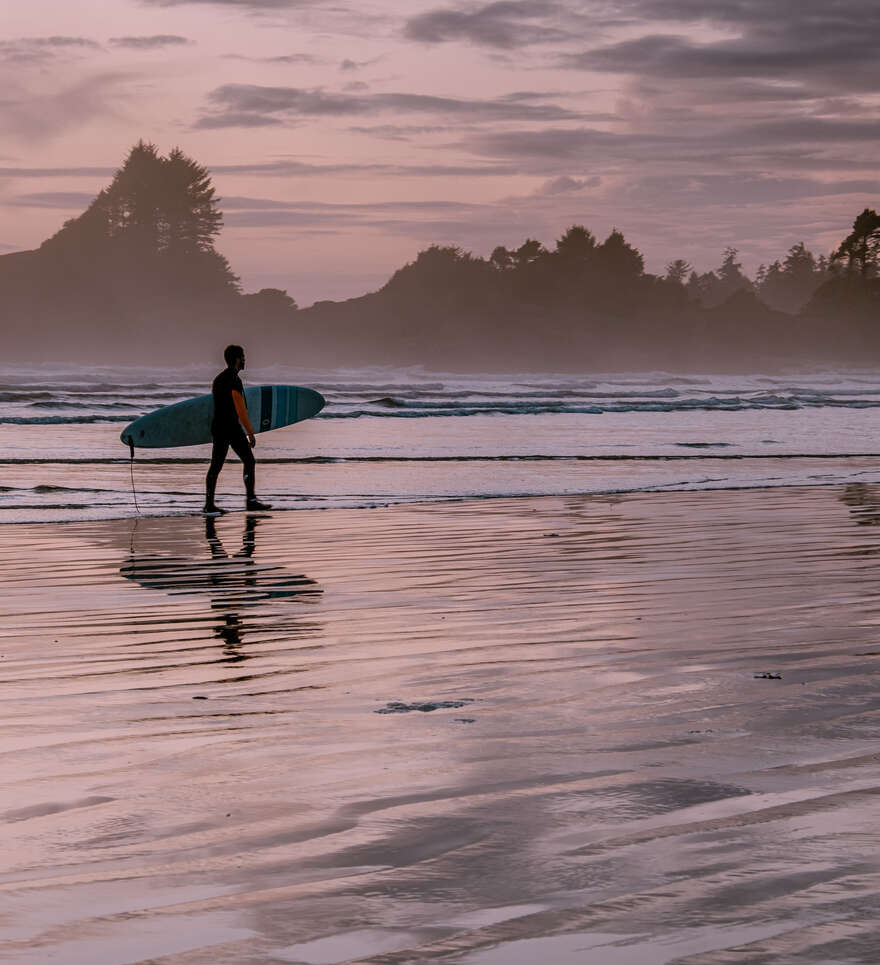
left=120, top=385, right=325, bottom=449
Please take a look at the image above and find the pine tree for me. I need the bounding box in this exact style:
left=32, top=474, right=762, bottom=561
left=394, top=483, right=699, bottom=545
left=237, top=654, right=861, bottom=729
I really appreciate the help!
left=555, top=225, right=596, bottom=262
left=596, top=229, right=644, bottom=278
left=112, top=140, right=164, bottom=255
left=833, top=208, right=880, bottom=278
left=160, top=147, right=223, bottom=257
left=665, top=259, right=692, bottom=285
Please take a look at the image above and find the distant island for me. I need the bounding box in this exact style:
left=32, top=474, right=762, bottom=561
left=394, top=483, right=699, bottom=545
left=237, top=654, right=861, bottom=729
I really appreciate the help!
left=1, top=142, right=878, bottom=370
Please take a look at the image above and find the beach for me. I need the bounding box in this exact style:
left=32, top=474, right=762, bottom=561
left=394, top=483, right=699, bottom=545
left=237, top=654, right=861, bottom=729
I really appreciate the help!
left=3, top=485, right=880, bottom=963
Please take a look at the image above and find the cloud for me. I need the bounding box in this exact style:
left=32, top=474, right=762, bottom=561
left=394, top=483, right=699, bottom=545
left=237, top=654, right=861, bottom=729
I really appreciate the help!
left=210, top=159, right=516, bottom=177
left=17, top=37, right=99, bottom=48
left=223, top=196, right=480, bottom=212
left=464, top=127, right=623, bottom=163
left=459, top=111, right=880, bottom=180
left=265, top=53, right=319, bottom=64
left=0, top=166, right=114, bottom=178
left=109, top=35, right=192, bottom=49
left=224, top=51, right=320, bottom=64
left=196, top=112, right=284, bottom=129
left=567, top=0, right=880, bottom=93
left=380, top=92, right=581, bottom=121
left=219, top=197, right=543, bottom=249
left=139, top=0, right=383, bottom=38
left=222, top=198, right=483, bottom=230
left=0, top=36, right=101, bottom=65
left=0, top=73, right=133, bottom=143
left=404, top=1, right=566, bottom=49
left=201, top=85, right=363, bottom=119
left=0, top=160, right=515, bottom=182
left=571, top=32, right=877, bottom=90
left=142, top=0, right=307, bottom=7
left=340, top=57, right=381, bottom=71
left=8, top=191, right=99, bottom=208
left=623, top=174, right=880, bottom=207
left=536, top=175, right=600, bottom=195
left=195, top=82, right=587, bottom=128
left=348, top=123, right=450, bottom=141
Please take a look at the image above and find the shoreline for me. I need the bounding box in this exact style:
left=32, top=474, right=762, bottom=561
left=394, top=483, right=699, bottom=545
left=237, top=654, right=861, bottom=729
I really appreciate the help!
left=4, top=472, right=880, bottom=527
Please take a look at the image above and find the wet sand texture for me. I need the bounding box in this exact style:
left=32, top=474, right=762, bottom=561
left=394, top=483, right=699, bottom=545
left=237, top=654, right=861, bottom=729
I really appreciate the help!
left=2, top=486, right=880, bottom=963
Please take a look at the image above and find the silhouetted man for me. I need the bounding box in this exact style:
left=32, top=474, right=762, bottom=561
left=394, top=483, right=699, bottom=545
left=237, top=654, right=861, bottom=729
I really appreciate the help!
left=204, top=344, right=271, bottom=515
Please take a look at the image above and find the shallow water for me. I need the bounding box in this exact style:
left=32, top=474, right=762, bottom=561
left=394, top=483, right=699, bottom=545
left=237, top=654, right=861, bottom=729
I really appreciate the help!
left=3, top=366, right=880, bottom=522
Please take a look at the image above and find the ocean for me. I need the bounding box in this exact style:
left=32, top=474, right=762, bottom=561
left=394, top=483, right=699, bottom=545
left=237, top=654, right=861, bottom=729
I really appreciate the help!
left=2, top=365, right=880, bottom=523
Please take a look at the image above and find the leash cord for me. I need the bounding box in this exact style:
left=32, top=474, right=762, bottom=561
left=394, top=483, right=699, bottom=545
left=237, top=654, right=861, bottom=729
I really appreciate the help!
left=125, top=436, right=141, bottom=515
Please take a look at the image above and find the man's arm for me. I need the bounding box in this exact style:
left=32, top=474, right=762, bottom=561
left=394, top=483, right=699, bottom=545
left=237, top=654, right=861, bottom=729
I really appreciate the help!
left=232, top=390, right=256, bottom=446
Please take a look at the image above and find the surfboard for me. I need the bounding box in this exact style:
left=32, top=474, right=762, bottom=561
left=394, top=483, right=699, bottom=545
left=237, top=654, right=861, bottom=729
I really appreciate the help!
left=120, top=385, right=325, bottom=449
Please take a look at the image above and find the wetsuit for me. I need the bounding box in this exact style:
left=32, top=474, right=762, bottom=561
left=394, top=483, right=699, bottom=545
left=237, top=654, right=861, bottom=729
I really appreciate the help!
left=205, top=367, right=255, bottom=505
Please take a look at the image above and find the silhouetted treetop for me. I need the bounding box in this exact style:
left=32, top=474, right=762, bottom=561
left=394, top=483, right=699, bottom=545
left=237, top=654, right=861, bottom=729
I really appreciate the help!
left=241, top=288, right=298, bottom=317
left=162, top=147, right=223, bottom=256
left=39, top=140, right=238, bottom=296
left=755, top=243, right=830, bottom=313
left=596, top=229, right=644, bottom=278
left=555, top=225, right=596, bottom=262
left=513, top=238, right=547, bottom=268
left=833, top=208, right=880, bottom=278
left=665, top=259, right=691, bottom=285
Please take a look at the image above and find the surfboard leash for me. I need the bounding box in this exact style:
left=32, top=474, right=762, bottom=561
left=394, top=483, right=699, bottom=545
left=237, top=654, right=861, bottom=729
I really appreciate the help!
left=124, top=434, right=141, bottom=515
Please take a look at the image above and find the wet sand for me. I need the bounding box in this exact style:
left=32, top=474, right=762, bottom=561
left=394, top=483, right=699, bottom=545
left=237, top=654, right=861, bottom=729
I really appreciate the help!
left=2, top=485, right=880, bottom=963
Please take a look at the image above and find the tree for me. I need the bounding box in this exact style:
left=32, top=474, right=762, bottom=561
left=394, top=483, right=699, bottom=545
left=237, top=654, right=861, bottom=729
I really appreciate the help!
left=160, top=147, right=223, bottom=257
left=833, top=208, right=880, bottom=278
left=755, top=242, right=828, bottom=312
left=36, top=140, right=238, bottom=297
left=111, top=140, right=164, bottom=255
left=686, top=269, right=720, bottom=306
left=555, top=225, right=596, bottom=262
left=512, top=238, right=547, bottom=269
left=382, top=244, right=492, bottom=305
left=665, top=259, right=691, bottom=285
left=242, top=287, right=298, bottom=319
left=716, top=247, right=752, bottom=300
left=782, top=241, right=817, bottom=282
left=596, top=229, right=644, bottom=278
left=489, top=245, right=513, bottom=271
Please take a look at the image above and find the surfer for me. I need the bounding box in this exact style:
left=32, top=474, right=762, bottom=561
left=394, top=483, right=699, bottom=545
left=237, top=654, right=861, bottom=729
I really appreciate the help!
left=204, top=345, right=271, bottom=515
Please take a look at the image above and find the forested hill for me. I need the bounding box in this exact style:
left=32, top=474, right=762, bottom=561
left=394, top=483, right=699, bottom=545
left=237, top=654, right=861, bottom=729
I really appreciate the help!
left=300, top=214, right=878, bottom=371
left=0, top=142, right=281, bottom=360
left=1, top=141, right=878, bottom=369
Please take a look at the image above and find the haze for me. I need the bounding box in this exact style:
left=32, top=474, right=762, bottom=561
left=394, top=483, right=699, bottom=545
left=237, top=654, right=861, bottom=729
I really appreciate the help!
left=2, top=0, right=878, bottom=306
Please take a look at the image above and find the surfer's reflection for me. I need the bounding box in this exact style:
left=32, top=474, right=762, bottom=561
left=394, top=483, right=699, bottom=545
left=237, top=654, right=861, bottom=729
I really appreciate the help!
left=119, top=516, right=322, bottom=663
left=840, top=484, right=880, bottom=528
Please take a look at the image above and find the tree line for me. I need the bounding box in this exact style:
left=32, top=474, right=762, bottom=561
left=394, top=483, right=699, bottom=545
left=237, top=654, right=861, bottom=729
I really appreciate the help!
left=0, top=139, right=877, bottom=366
left=382, top=211, right=879, bottom=320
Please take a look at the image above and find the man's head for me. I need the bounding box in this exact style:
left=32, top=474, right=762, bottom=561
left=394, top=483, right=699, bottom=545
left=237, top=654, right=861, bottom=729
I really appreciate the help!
left=224, top=344, right=245, bottom=370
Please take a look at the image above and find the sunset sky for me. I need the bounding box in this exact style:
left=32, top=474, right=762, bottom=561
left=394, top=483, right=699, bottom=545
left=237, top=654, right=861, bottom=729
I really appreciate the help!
left=2, top=0, right=878, bottom=305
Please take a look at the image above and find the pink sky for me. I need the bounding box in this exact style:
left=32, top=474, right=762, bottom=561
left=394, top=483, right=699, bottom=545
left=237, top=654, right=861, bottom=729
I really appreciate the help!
left=2, top=0, right=878, bottom=305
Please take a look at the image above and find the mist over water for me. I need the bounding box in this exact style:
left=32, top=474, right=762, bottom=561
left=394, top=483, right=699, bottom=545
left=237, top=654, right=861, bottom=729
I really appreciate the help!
left=3, top=365, right=880, bottom=522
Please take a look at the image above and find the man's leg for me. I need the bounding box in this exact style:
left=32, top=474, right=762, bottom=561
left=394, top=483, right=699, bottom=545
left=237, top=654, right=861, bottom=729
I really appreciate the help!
left=205, top=437, right=230, bottom=511
left=228, top=431, right=257, bottom=502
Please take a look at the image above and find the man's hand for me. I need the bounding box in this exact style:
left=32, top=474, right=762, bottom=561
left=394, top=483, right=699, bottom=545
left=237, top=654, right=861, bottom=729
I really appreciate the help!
left=247, top=433, right=256, bottom=448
